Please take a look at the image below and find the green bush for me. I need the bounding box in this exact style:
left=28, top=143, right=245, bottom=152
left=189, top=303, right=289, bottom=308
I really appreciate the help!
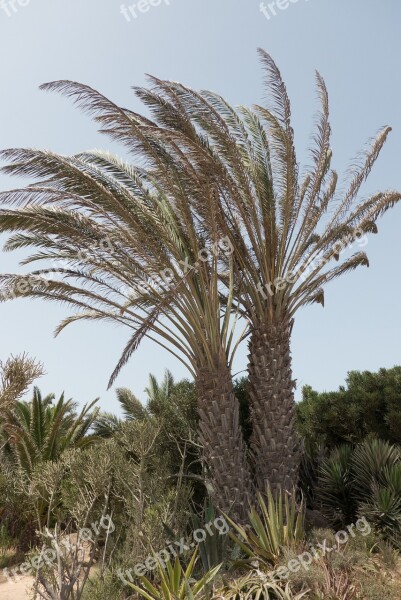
left=297, top=367, right=401, bottom=450
left=317, top=438, right=401, bottom=542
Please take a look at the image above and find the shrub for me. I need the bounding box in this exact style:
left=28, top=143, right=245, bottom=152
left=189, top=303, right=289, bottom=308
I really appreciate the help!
left=317, top=438, right=401, bottom=542
left=297, top=367, right=401, bottom=450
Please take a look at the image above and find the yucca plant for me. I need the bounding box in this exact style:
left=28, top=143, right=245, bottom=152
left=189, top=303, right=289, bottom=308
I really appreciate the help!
left=316, top=445, right=357, bottom=526
left=191, top=501, right=229, bottom=573
left=317, top=438, right=401, bottom=535
left=351, top=438, right=400, bottom=500
left=359, top=485, right=401, bottom=546
left=128, top=548, right=221, bottom=600
left=227, top=487, right=304, bottom=566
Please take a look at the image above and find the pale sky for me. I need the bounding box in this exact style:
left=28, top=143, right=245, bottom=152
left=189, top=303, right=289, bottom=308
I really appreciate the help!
left=1, top=0, right=401, bottom=413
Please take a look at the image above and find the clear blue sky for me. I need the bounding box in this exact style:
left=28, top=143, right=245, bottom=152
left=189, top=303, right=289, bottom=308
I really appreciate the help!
left=1, top=0, right=401, bottom=413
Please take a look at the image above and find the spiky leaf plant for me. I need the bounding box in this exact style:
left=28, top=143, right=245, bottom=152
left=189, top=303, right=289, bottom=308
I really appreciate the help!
left=227, top=487, right=304, bottom=566
left=214, top=571, right=309, bottom=600
left=351, top=438, right=400, bottom=500
left=317, top=438, right=401, bottom=537
left=128, top=548, right=221, bottom=600
left=316, top=445, right=357, bottom=526
left=1, top=386, right=99, bottom=474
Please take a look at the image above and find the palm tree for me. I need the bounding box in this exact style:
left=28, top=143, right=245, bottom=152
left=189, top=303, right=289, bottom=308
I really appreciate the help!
left=0, top=88, right=253, bottom=516
left=93, top=374, right=201, bottom=499
left=145, top=368, right=174, bottom=407
left=2, top=52, right=397, bottom=501
left=93, top=387, right=148, bottom=437
left=93, top=371, right=173, bottom=437
left=94, top=370, right=192, bottom=435
left=1, top=386, right=99, bottom=474
left=110, top=51, right=401, bottom=492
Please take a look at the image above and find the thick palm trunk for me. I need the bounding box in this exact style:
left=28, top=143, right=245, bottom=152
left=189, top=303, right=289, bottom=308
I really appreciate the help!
left=248, top=318, right=301, bottom=494
left=196, top=365, right=254, bottom=520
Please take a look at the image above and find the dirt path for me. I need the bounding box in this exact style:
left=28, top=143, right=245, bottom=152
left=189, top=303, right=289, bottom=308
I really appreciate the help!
left=0, top=575, right=34, bottom=599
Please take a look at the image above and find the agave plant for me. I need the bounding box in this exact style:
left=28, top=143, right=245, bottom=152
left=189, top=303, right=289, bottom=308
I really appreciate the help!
left=128, top=548, right=221, bottom=600
left=227, top=487, right=304, bottom=566
left=214, top=571, right=309, bottom=600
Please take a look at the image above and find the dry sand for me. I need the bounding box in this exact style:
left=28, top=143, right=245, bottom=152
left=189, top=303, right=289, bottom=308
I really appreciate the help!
left=0, top=575, right=34, bottom=599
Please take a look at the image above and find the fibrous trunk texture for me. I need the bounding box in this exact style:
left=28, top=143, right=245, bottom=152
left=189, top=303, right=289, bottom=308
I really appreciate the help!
left=196, top=365, right=254, bottom=521
left=248, top=318, right=301, bottom=494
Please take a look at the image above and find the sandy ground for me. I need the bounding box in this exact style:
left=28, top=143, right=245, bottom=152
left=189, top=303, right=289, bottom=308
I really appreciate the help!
left=0, top=575, right=34, bottom=599
left=0, top=533, right=94, bottom=599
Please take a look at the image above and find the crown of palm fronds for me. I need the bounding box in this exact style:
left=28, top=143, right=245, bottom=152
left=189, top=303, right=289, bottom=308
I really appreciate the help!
left=108, top=50, right=400, bottom=323
left=0, top=50, right=398, bottom=385
left=1, top=387, right=99, bottom=473
left=0, top=139, right=243, bottom=385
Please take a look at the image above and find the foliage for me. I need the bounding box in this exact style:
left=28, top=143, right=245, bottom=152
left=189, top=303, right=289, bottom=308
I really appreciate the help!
left=31, top=450, right=115, bottom=600
left=191, top=501, right=230, bottom=574
left=297, top=367, right=401, bottom=450
left=214, top=572, right=309, bottom=600
left=94, top=373, right=202, bottom=507
left=317, top=438, right=401, bottom=539
left=0, top=386, right=99, bottom=474
left=128, top=549, right=221, bottom=600
left=0, top=386, right=99, bottom=551
left=228, top=488, right=304, bottom=566
left=316, top=445, right=358, bottom=525
left=0, top=353, right=43, bottom=410
left=280, top=527, right=400, bottom=600
left=81, top=573, right=126, bottom=600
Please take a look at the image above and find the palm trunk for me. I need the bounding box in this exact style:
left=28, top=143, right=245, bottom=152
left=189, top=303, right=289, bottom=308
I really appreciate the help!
left=196, top=364, right=254, bottom=520
left=248, top=318, right=301, bottom=494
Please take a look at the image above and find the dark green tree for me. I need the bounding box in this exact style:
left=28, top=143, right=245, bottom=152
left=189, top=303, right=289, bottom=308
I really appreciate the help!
left=297, top=366, right=401, bottom=450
